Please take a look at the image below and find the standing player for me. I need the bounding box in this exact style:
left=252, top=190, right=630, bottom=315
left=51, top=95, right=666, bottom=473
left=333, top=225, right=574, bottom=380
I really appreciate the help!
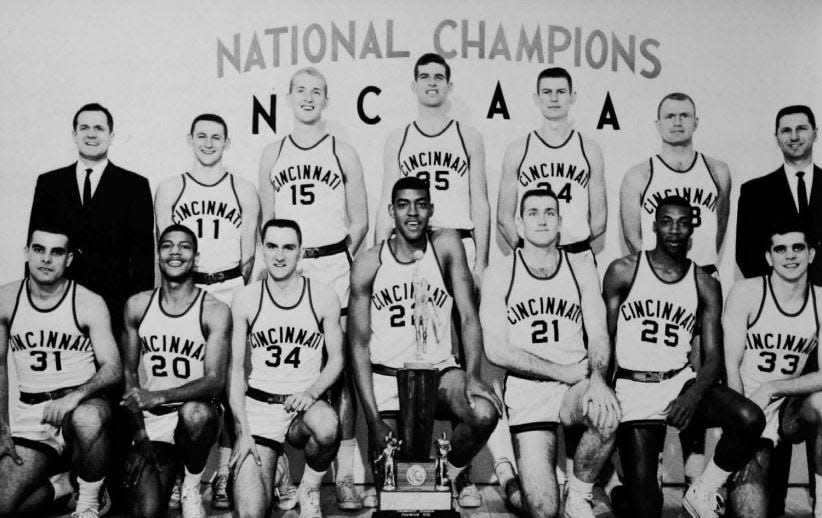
left=480, top=189, right=620, bottom=517
left=0, top=226, right=122, bottom=518
left=349, top=177, right=501, bottom=509
left=154, top=113, right=260, bottom=510
left=258, top=67, right=368, bottom=511
left=603, top=196, right=764, bottom=518
left=723, top=221, right=822, bottom=518
left=228, top=219, right=343, bottom=518
left=119, top=224, right=231, bottom=518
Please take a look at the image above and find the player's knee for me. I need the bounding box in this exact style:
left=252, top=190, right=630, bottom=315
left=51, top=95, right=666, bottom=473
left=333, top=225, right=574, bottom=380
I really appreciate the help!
left=735, top=403, right=766, bottom=436
left=466, top=397, right=498, bottom=432
left=306, top=403, right=341, bottom=447
left=178, top=401, right=217, bottom=434
left=69, top=400, right=110, bottom=439
left=805, top=392, right=822, bottom=423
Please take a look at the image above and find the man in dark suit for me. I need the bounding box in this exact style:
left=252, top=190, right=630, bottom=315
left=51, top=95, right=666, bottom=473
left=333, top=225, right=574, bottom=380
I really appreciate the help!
left=737, top=105, right=820, bottom=284
left=28, top=103, right=154, bottom=333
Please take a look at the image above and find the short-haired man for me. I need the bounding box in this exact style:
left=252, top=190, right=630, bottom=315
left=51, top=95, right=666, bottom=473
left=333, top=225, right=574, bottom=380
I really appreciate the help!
left=0, top=227, right=122, bottom=518
left=603, top=197, right=764, bottom=518
left=349, top=177, right=501, bottom=509
left=723, top=221, right=822, bottom=517
left=258, top=67, right=369, bottom=510
left=119, top=225, right=231, bottom=518
left=481, top=189, right=620, bottom=517
left=228, top=219, right=344, bottom=518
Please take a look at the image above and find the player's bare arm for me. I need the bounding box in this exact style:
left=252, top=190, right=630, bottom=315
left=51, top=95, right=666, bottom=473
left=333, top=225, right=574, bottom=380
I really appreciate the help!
left=480, top=262, right=588, bottom=384
left=582, top=135, right=607, bottom=241
left=258, top=140, right=283, bottom=224
left=619, top=162, right=652, bottom=254
left=336, top=139, right=369, bottom=255
left=374, top=129, right=404, bottom=244
left=0, top=283, right=22, bottom=464
left=153, top=176, right=184, bottom=236
left=722, top=279, right=761, bottom=395
left=462, top=125, right=490, bottom=272
left=496, top=137, right=528, bottom=250
left=234, top=177, right=261, bottom=282
left=602, top=255, right=639, bottom=341
left=705, top=155, right=732, bottom=253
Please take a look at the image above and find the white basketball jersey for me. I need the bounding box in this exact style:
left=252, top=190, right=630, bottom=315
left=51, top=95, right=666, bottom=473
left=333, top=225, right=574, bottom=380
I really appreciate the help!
left=640, top=154, right=720, bottom=267
left=505, top=249, right=586, bottom=365
left=397, top=121, right=472, bottom=230
left=248, top=276, right=325, bottom=394
left=369, top=236, right=454, bottom=368
left=740, top=276, right=819, bottom=397
left=616, top=252, right=698, bottom=371
left=9, top=280, right=95, bottom=393
left=270, top=135, right=348, bottom=248
left=171, top=172, right=243, bottom=274
left=138, top=288, right=207, bottom=392
left=515, top=131, right=592, bottom=245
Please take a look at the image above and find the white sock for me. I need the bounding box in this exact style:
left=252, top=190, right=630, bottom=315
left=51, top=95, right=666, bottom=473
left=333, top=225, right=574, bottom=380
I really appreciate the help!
left=684, top=453, right=706, bottom=481
left=76, top=477, right=103, bottom=511
left=446, top=461, right=467, bottom=481
left=814, top=474, right=822, bottom=516
left=336, top=439, right=357, bottom=481
left=183, top=466, right=203, bottom=490
left=217, top=446, right=231, bottom=476
left=697, top=460, right=731, bottom=493
left=301, top=465, right=327, bottom=489
left=567, top=473, right=594, bottom=498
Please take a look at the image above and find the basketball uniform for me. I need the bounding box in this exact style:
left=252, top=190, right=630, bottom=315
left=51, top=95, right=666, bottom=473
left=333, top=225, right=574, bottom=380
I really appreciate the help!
left=171, top=172, right=244, bottom=304
left=369, top=236, right=458, bottom=412
left=504, top=249, right=586, bottom=432
left=515, top=130, right=592, bottom=247
left=9, top=280, right=95, bottom=454
left=137, top=288, right=208, bottom=443
left=639, top=153, right=720, bottom=268
left=270, top=135, right=351, bottom=308
left=740, top=276, right=819, bottom=443
left=615, top=252, right=699, bottom=422
left=246, top=276, right=325, bottom=443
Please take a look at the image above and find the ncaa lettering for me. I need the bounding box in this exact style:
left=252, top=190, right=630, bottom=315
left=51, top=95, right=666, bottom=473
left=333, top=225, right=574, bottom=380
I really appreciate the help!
left=507, top=296, right=582, bottom=325
left=370, top=281, right=449, bottom=310
left=249, top=325, right=324, bottom=351
left=746, top=332, right=818, bottom=354
left=172, top=200, right=242, bottom=229
left=620, top=299, right=696, bottom=334
left=270, top=163, right=343, bottom=192
left=9, top=330, right=91, bottom=353
left=518, top=161, right=590, bottom=189
left=140, top=334, right=205, bottom=361
left=642, top=187, right=717, bottom=215
left=399, top=151, right=469, bottom=177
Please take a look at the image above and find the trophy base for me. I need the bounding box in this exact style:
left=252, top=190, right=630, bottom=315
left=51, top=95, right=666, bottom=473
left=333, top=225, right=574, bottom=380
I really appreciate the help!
left=403, top=360, right=436, bottom=370
left=373, top=510, right=460, bottom=518
left=377, top=461, right=455, bottom=514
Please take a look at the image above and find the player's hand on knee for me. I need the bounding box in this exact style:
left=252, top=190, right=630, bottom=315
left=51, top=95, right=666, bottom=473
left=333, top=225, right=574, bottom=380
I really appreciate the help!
left=42, top=391, right=83, bottom=426
left=124, top=440, right=160, bottom=486
left=558, top=359, right=589, bottom=385
left=120, top=388, right=164, bottom=412
left=284, top=391, right=316, bottom=413
left=583, top=378, right=621, bottom=433
left=663, top=390, right=700, bottom=429
left=465, top=375, right=503, bottom=415
left=230, top=432, right=261, bottom=477
left=0, top=432, right=22, bottom=465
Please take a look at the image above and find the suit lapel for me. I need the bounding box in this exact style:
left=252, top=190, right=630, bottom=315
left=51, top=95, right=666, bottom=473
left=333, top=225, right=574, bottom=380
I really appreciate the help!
left=810, top=164, right=822, bottom=209
left=773, top=166, right=800, bottom=219
left=86, top=162, right=115, bottom=211
left=63, top=162, right=83, bottom=209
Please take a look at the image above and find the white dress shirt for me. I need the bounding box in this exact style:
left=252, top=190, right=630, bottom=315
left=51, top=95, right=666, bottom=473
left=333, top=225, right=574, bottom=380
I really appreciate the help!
left=75, top=159, right=108, bottom=202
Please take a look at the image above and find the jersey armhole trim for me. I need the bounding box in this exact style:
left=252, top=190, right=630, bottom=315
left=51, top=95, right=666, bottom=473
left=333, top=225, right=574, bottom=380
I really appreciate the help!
left=454, top=121, right=471, bottom=169
left=504, top=252, right=518, bottom=305
left=70, top=281, right=84, bottom=333
left=198, top=289, right=207, bottom=338
left=577, top=132, right=592, bottom=182
left=270, top=140, right=287, bottom=185
left=137, top=289, right=158, bottom=329
left=229, top=174, right=243, bottom=217
left=170, top=175, right=187, bottom=220
left=397, top=125, right=412, bottom=174
left=331, top=136, right=347, bottom=184
left=514, top=134, right=531, bottom=179
left=701, top=153, right=721, bottom=192
left=811, top=284, right=820, bottom=337
left=639, top=158, right=654, bottom=206
left=249, top=281, right=266, bottom=330
left=429, top=235, right=454, bottom=298
left=747, top=276, right=768, bottom=328
left=305, top=278, right=323, bottom=332
left=8, top=280, right=26, bottom=330
left=565, top=251, right=585, bottom=329
left=623, top=254, right=643, bottom=300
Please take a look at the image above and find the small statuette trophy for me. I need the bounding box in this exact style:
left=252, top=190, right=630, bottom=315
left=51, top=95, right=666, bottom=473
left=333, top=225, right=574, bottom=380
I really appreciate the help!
left=377, top=432, right=401, bottom=491
left=434, top=432, right=451, bottom=491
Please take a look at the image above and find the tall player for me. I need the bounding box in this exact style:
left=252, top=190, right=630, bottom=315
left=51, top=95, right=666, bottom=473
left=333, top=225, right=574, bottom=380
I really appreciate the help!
left=349, top=177, right=501, bottom=509
left=723, top=221, right=822, bottom=518
left=0, top=226, right=122, bottom=518
left=480, top=189, right=620, bottom=517
left=154, top=113, right=260, bottom=510
left=228, top=219, right=343, bottom=518
left=120, top=225, right=231, bottom=518
left=603, top=196, right=764, bottom=518
left=258, top=67, right=368, bottom=510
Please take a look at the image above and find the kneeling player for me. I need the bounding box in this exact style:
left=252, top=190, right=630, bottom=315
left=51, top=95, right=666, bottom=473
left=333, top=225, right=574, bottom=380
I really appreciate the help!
left=0, top=226, right=122, bottom=518
left=120, top=225, right=230, bottom=518
left=603, top=196, right=765, bottom=518
left=723, top=221, right=822, bottom=517
left=229, top=219, right=343, bottom=518
left=481, top=189, right=619, bottom=518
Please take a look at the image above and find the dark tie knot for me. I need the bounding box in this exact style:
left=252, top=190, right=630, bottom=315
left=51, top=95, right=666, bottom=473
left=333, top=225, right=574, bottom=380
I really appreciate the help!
left=85, top=168, right=93, bottom=176
left=797, top=171, right=805, bottom=179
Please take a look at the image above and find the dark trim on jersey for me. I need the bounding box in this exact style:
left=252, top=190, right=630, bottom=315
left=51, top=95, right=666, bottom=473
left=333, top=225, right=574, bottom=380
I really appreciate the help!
left=330, top=136, right=348, bottom=183
left=70, top=281, right=83, bottom=333
left=198, top=290, right=207, bottom=339
left=7, top=280, right=25, bottom=330
left=386, top=235, right=421, bottom=265
left=249, top=281, right=266, bottom=330
left=252, top=434, right=283, bottom=451
left=517, top=247, right=564, bottom=281
left=577, top=132, right=592, bottom=181
left=812, top=284, right=820, bottom=338
left=138, top=289, right=159, bottom=329
left=622, top=254, right=644, bottom=301
left=170, top=174, right=187, bottom=218
left=229, top=174, right=243, bottom=217
left=288, top=133, right=330, bottom=151
left=264, top=275, right=306, bottom=310
left=412, top=119, right=454, bottom=138
left=157, top=287, right=203, bottom=318
left=768, top=273, right=810, bottom=318
left=397, top=124, right=412, bottom=174
left=639, top=157, right=654, bottom=209
left=305, top=278, right=323, bottom=332
left=565, top=251, right=586, bottom=331
left=515, top=133, right=532, bottom=178
left=533, top=129, right=575, bottom=150
left=747, top=276, right=768, bottom=329
left=619, top=419, right=666, bottom=427
left=700, top=153, right=721, bottom=192
left=454, top=121, right=471, bottom=168
left=12, top=436, right=59, bottom=460
left=510, top=421, right=559, bottom=434
left=26, top=278, right=71, bottom=313
left=184, top=171, right=229, bottom=188
left=428, top=234, right=454, bottom=298
left=504, top=252, right=519, bottom=305
left=273, top=139, right=287, bottom=166
left=655, top=152, right=699, bottom=174
left=644, top=251, right=693, bottom=285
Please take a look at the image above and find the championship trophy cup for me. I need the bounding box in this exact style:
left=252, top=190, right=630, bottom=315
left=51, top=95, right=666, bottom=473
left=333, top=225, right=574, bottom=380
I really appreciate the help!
left=374, top=252, right=459, bottom=517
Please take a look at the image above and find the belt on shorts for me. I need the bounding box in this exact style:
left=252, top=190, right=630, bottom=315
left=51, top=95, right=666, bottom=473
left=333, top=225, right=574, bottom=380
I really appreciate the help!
left=371, top=363, right=400, bottom=376
left=19, top=385, right=79, bottom=405
left=615, top=365, right=688, bottom=383
left=302, top=238, right=348, bottom=259
left=560, top=239, right=591, bottom=254
left=701, top=264, right=718, bottom=275
left=246, top=387, right=290, bottom=404
left=194, top=265, right=242, bottom=285
left=456, top=229, right=473, bottom=240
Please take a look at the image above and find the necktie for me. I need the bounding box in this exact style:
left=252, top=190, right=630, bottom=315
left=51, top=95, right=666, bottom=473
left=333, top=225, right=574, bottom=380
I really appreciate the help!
left=83, top=168, right=92, bottom=206
left=797, top=171, right=809, bottom=223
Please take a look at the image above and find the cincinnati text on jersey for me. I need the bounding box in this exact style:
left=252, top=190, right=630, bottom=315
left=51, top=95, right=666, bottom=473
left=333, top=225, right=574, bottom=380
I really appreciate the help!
left=619, top=299, right=696, bottom=334
left=518, top=161, right=590, bottom=189
left=506, top=296, right=582, bottom=326
left=9, top=331, right=91, bottom=353
left=370, top=281, right=449, bottom=311
left=172, top=200, right=243, bottom=229
left=746, top=332, right=819, bottom=354
left=399, top=150, right=469, bottom=178
left=270, top=163, right=344, bottom=192
left=642, top=187, right=718, bottom=215
left=249, top=326, right=324, bottom=351
left=140, top=334, right=206, bottom=361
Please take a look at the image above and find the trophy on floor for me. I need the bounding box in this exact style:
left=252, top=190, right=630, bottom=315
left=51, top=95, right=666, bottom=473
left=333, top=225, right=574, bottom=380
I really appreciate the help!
left=374, top=252, right=459, bottom=517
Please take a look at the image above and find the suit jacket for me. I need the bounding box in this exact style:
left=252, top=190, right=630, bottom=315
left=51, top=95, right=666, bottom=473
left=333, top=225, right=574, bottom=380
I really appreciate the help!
left=736, top=164, right=822, bottom=285
left=28, top=161, right=155, bottom=329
